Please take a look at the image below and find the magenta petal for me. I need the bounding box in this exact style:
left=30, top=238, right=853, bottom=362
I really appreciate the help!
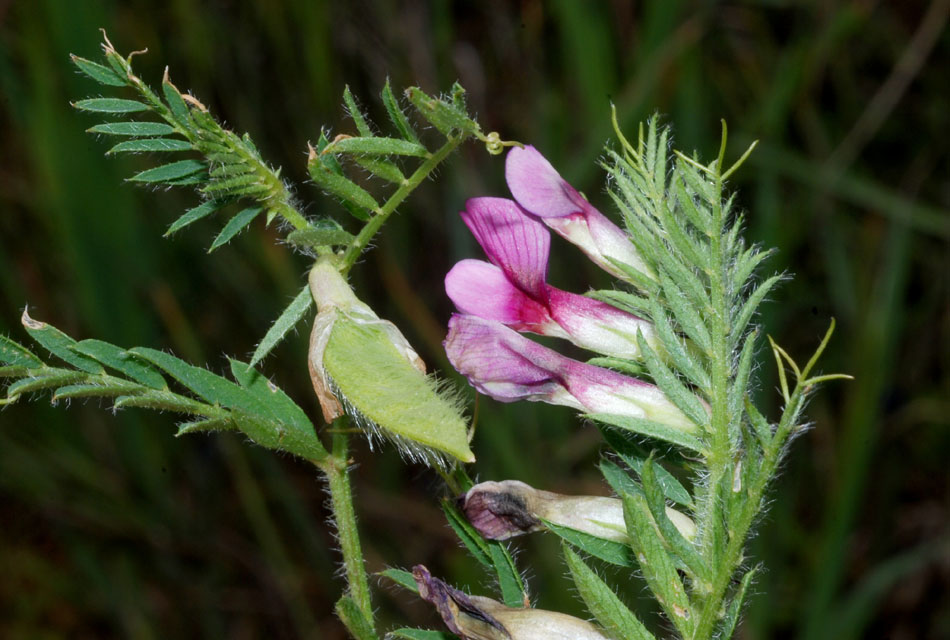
left=445, top=260, right=554, bottom=333
left=506, top=146, right=651, bottom=279
left=445, top=314, right=695, bottom=430
left=545, top=286, right=655, bottom=359
left=445, top=314, right=572, bottom=405
left=461, top=197, right=550, bottom=299
left=505, top=145, right=583, bottom=218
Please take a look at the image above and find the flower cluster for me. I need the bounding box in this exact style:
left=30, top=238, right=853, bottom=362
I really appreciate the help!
left=443, top=145, right=698, bottom=433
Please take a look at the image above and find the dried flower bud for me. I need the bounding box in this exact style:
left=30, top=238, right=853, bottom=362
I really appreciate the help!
left=413, top=565, right=610, bottom=640
left=307, top=260, right=474, bottom=465
left=461, top=479, right=696, bottom=542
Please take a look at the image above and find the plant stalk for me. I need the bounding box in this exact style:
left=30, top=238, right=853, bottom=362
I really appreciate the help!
left=319, top=428, right=375, bottom=632
left=339, top=135, right=464, bottom=274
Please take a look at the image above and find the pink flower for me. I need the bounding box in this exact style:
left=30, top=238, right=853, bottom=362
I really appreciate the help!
left=444, top=314, right=695, bottom=433
left=445, top=197, right=657, bottom=359
left=506, top=145, right=651, bottom=280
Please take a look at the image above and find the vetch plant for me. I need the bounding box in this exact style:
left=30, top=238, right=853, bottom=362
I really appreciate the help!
left=1, top=32, right=850, bottom=640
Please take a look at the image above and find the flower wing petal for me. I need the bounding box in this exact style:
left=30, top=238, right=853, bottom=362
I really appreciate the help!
left=445, top=259, right=554, bottom=332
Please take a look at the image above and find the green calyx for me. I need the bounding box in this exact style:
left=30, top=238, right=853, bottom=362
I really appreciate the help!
left=324, top=315, right=474, bottom=465
left=309, top=260, right=474, bottom=465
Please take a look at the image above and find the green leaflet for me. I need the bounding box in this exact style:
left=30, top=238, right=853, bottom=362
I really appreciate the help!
left=88, top=121, right=177, bottom=136
left=129, top=159, right=207, bottom=183
left=639, top=457, right=708, bottom=583
left=352, top=156, right=406, bottom=184
left=328, top=136, right=428, bottom=158
left=74, top=98, right=149, bottom=113
left=488, top=544, right=525, bottom=608
left=71, top=55, right=126, bottom=86
left=442, top=501, right=526, bottom=607
left=543, top=520, right=635, bottom=568
left=165, top=200, right=225, bottom=236
left=342, top=85, right=373, bottom=137
left=622, top=492, right=694, bottom=637
left=176, top=417, right=236, bottom=436
left=323, top=316, right=474, bottom=463
left=589, top=413, right=705, bottom=454
left=287, top=227, right=356, bottom=250
left=599, top=428, right=694, bottom=508
left=562, top=544, right=655, bottom=640
left=405, top=87, right=478, bottom=136
left=335, top=595, right=378, bottom=640
left=308, top=160, right=378, bottom=217
left=377, top=568, right=418, bottom=594
left=249, top=285, right=314, bottom=367
left=21, top=311, right=103, bottom=374
left=107, top=138, right=193, bottom=153
left=381, top=80, right=420, bottom=144
left=128, top=348, right=327, bottom=462
left=636, top=332, right=710, bottom=431
left=718, top=567, right=758, bottom=639
left=0, top=335, right=42, bottom=368
left=208, top=206, right=262, bottom=251
left=162, top=75, right=192, bottom=124
left=7, top=371, right=88, bottom=397
left=52, top=381, right=142, bottom=402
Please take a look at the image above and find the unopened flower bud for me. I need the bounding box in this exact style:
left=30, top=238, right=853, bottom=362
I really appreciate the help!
left=413, top=565, right=610, bottom=640
left=308, top=260, right=474, bottom=464
left=461, top=479, right=696, bottom=542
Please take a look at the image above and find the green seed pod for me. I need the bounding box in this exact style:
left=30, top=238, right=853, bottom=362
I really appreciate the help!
left=308, top=260, right=474, bottom=465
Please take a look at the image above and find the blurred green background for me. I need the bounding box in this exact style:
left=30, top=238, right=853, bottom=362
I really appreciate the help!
left=1, top=1, right=948, bottom=638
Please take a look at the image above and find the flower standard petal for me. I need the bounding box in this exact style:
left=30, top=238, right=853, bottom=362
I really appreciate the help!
left=505, top=145, right=651, bottom=279
left=461, top=197, right=550, bottom=299
left=444, top=314, right=696, bottom=432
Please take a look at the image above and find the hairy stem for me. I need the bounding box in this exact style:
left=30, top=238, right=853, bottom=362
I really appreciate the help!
left=319, top=428, right=374, bottom=631
left=340, top=135, right=464, bottom=274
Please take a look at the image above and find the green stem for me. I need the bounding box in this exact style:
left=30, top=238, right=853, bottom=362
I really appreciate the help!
left=319, top=428, right=374, bottom=631
left=270, top=194, right=310, bottom=231
left=691, top=382, right=804, bottom=638
left=339, top=135, right=464, bottom=274
left=697, top=169, right=732, bottom=576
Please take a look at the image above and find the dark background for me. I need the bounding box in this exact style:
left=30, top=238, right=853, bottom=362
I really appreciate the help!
left=1, top=1, right=948, bottom=638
